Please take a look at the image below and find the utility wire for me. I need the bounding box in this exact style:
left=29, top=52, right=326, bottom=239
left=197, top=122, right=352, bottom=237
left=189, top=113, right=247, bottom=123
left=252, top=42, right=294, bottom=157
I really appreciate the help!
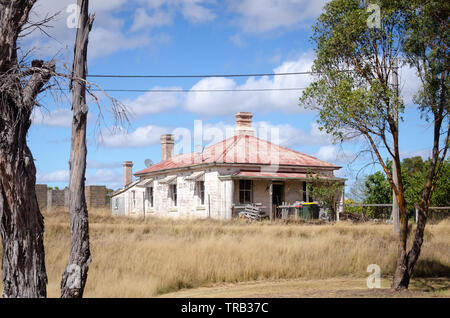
left=86, top=71, right=319, bottom=79
left=53, top=87, right=307, bottom=93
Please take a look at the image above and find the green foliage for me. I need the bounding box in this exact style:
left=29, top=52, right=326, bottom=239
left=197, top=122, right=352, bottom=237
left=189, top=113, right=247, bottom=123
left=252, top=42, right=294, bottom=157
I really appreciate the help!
left=306, top=171, right=344, bottom=218
left=300, top=0, right=406, bottom=143
left=363, top=157, right=450, bottom=213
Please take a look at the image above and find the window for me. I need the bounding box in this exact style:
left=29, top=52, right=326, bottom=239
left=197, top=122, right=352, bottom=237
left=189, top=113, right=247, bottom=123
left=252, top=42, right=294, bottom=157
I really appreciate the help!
left=239, top=180, right=252, bottom=204
left=197, top=181, right=205, bottom=205
left=114, top=197, right=119, bottom=210
left=131, top=190, right=136, bottom=208
left=302, top=182, right=307, bottom=202
left=147, top=187, right=154, bottom=208
left=170, top=184, right=177, bottom=206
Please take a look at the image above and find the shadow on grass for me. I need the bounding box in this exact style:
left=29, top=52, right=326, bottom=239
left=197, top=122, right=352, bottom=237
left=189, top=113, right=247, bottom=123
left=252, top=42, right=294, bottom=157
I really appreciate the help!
left=413, top=259, right=450, bottom=278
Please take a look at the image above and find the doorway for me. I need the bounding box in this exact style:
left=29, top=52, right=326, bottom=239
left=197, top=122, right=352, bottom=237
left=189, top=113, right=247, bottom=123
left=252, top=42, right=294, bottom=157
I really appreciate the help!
left=272, top=182, right=284, bottom=206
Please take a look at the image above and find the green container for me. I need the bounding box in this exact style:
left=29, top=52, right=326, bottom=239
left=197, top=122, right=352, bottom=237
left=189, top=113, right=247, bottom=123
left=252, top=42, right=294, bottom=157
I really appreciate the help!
left=299, top=203, right=319, bottom=220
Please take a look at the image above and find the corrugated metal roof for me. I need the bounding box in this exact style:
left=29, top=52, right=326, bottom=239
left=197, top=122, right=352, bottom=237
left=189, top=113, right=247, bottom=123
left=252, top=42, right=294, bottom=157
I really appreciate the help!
left=232, top=171, right=344, bottom=181
left=135, top=135, right=339, bottom=176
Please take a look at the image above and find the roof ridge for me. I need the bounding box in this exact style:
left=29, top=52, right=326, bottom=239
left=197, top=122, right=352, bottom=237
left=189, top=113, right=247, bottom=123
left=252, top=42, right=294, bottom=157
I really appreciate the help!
left=247, top=135, right=336, bottom=166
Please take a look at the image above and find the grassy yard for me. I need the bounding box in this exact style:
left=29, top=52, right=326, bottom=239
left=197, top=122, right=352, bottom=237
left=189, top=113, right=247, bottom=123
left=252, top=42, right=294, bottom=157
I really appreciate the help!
left=0, top=209, right=449, bottom=297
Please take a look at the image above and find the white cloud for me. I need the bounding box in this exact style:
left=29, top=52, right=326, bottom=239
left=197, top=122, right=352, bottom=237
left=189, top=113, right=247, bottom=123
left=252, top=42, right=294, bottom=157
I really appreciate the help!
left=130, top=0, right=216, bottom=32
left=130, top=7, right=174, bottom=32
left=180, top=0, right=216, bottom=23
left=316, top=145, right=354, bottom=165
left=37, top=169, right=70, bottom=183
left=199, top=120, right=333, bottom=149
left=99, top=125, right=170, bottom=148
left=184, top=51, right=316, bottom=115
left=86, top=169, right=122, bottom=187
left=399, top=64, right=422, bottom=106
left=23, top=0, right=170, bottom=61
left=87, top=160, right=123, bottom=169
left=400, top=148, right=432, bottom=160
left=230, top=33, right=246, bottom=47
left=228, top=0, right=328, bottom=33
left=88, top=27, right=151, bottom=59
left=32, top=108, right=72, bottom=127
left=125, top=87, right=183, bottom=116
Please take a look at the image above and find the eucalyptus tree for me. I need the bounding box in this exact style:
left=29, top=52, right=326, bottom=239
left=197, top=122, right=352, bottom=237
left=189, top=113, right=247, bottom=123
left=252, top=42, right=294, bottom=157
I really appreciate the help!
left=300, top=0, right=448, bottom=289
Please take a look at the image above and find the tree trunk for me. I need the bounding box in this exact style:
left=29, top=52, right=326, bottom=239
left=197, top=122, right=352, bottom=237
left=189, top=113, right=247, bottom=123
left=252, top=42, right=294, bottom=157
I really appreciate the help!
left=0, top=143, right=47, bottom=298
left=60, top=0, right=94, bottom=298
left=0, top=1, right=54, bottom=297
left=391, top=107, right=445, bottom=290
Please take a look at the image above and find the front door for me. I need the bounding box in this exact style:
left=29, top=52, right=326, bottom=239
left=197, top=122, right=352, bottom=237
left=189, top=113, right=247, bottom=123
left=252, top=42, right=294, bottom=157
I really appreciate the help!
left=272, top=183, right=284, bottom=206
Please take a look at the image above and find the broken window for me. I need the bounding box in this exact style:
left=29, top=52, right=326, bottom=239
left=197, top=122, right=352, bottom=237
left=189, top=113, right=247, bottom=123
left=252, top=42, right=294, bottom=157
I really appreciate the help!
left=239, top=180, right=252, bottom=204
left=197, top=181, right=205, bottom=205
left=170, top=184, right=177, bottom=206
left=147, top=187, right=154, bottom=208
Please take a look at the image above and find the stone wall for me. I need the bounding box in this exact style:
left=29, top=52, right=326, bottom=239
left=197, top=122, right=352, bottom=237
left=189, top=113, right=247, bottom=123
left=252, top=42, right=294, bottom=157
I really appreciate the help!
left=36, top=184, right=108, bottom=212
left=35, top=184, right=48, bottom=211
left=86, top=185, right=106, bottom=208
left=47, top=188, right=68, bottom=212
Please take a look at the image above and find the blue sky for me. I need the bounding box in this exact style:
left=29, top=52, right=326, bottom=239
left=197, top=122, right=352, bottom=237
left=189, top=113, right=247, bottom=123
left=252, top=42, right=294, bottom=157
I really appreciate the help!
left=24, top=0, right=433, bottom=193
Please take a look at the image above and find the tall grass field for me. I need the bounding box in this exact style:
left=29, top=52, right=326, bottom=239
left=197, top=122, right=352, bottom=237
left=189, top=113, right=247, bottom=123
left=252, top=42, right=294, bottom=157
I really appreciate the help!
left=0, top=209, right=449, bottom=297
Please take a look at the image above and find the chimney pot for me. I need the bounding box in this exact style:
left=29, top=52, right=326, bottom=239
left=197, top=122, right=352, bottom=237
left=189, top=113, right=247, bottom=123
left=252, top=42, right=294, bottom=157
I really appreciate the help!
left=234, top=112, right=254, bottom=136
left=123, top=161, right=133, bottom=187
left=161, top=134, right=175, bottom=161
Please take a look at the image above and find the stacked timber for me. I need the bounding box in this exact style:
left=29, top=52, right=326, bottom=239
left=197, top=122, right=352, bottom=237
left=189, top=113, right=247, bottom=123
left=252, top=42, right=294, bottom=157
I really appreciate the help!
left=237, top=204, right=267, bottom=221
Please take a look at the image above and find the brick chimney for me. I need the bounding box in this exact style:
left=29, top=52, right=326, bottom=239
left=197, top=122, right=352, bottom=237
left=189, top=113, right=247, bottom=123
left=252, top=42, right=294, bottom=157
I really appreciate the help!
left=123, top=161, right=133, bottom=187
left=234, top=112, right=254, bottom=136
left=161, top=134, right=175, bottom=161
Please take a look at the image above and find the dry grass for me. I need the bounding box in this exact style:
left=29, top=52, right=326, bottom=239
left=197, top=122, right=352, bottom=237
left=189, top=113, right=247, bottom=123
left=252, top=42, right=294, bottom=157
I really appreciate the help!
left=0, top=208, right=449, bottom=297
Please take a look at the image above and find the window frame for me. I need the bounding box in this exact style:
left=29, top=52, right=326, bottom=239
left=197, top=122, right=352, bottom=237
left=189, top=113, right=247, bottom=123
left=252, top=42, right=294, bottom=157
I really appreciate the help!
left=239, top=180, right=253, bottom=204
left=170, top=184, right=177, bottom=207
left=147, top=187, right=154, bottom=208
left=197, top=181, right=205, bottom=206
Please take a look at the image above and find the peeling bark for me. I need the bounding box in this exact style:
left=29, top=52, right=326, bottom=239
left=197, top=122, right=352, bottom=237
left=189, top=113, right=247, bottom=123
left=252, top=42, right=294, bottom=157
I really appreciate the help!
left=60, top=0, right=94, bottom=298
left=0, top=0, right=53, bottom=298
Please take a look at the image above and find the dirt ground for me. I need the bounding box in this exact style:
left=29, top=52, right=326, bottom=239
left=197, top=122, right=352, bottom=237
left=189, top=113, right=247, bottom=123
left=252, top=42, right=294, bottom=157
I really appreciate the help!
left=159, top=277, right=450, bottom=298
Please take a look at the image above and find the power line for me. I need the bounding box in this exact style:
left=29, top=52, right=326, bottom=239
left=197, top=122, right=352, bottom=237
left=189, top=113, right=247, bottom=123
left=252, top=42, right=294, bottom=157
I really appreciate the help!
left=86, top=71, right=318, bottom=79
left=54, top=87, right=307, bottom=93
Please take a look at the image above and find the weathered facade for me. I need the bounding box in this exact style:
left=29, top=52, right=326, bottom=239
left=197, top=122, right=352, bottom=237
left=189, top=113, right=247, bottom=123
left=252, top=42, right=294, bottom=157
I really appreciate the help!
left=111, top=112, right=345, bottom=220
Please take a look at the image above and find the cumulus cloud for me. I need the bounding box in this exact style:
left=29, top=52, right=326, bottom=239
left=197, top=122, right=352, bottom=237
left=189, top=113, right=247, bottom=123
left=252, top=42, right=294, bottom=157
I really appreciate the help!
left=399, top=64, right=422, bottom=106
left=184, top=51, right=316, bottom=115
left=32, top=108, right=72, bottom=127
left=37, top=169, right=70, bottom=183
left=37, top=167, right=123, bottom=188
left=198, top=120, right=333, bottom=149
left=124, top=87, right=183, bottom=116
left=23, top=0, right=211, bottom=61
left=130, top=0, right=216, bottom=32
left=400, top=148, right=432, bottom=161
left=99, top=125, right=170, bottom=148
left=86, top=169, right=122, bottom=187
left=315, top=145, right=354, bottom=165
left=228, top=0, right=328, bottom=33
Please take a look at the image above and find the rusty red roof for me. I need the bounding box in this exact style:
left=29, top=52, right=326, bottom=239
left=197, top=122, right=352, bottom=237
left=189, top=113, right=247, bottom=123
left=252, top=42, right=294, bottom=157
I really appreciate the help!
left=135, top=134, right=338, bottom=175
left=232, top=171, right=344, bottom=180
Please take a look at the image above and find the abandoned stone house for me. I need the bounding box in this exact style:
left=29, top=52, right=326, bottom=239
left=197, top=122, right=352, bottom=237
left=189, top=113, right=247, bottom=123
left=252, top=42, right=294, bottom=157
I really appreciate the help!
left=111, top=112, right=345, bottom=220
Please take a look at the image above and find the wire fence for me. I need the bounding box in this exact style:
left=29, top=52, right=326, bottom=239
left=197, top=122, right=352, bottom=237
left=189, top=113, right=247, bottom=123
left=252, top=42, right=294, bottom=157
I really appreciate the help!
left=343, top=203, right=450, bottom=224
